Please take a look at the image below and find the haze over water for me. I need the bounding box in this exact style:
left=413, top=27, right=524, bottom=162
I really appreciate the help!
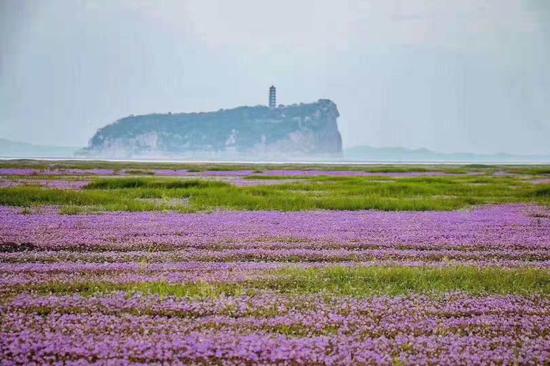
left=1, top=0, right=550, bottom=156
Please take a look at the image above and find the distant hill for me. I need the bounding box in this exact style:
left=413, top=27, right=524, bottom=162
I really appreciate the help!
left=82, top=99, right=343, bottom=159
left=0, top=138, right=78, bottom=158
left=344, top=145, right=550, bottom=163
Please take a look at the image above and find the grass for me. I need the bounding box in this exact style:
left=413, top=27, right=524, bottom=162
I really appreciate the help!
left=0, top=187, right=159, bottom=212
left=27, top=266, right=550, bottom=299
left=85, top=177, right=228, bottom=190
left=0, top=174, right=548, bottom=212
left=123, top=169, right=155, bottom=175
left=532, top=186, right=550, bottom=198
left=266, top=266, right=550, bottom=296
left=244, top=175, right=311, bottom=180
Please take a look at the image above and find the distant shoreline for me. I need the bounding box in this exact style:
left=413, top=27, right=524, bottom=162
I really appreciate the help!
left=0, top=156, right=548, bottom=165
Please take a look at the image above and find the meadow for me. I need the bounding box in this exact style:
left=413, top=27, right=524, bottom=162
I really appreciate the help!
left=0, top=161, right=549, bottom=364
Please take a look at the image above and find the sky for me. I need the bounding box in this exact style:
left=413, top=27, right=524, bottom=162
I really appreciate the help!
left=1, top=0, right=549, bottom=154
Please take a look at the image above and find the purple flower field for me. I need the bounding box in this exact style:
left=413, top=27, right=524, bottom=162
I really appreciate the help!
left=2, top=293, right=549, bottom=365
left=0, top=168, right=115, bottom=176
left=1, top=166, right=549, bottom=365
left=0, top=178, right=90, bottom=190
left=1, top=205, right=548, bottom=253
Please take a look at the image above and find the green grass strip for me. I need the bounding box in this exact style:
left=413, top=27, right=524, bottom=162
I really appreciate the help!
left=85, top=177, right=228, bottom=190
left=1, top=174, right=548, bottom=212
left=24, top=267, right=550, bottom=299
left=265, top=266, right=550, bottom=296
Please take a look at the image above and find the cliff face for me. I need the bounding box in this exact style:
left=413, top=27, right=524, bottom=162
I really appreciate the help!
left=84, top=99, right=342, bottom=159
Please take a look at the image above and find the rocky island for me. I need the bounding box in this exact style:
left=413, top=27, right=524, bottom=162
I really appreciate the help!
left=82, top=98, right=342, bottom=160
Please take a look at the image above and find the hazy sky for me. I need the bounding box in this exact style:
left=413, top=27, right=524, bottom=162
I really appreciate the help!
left=1, top=0, right=549, bottom=154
